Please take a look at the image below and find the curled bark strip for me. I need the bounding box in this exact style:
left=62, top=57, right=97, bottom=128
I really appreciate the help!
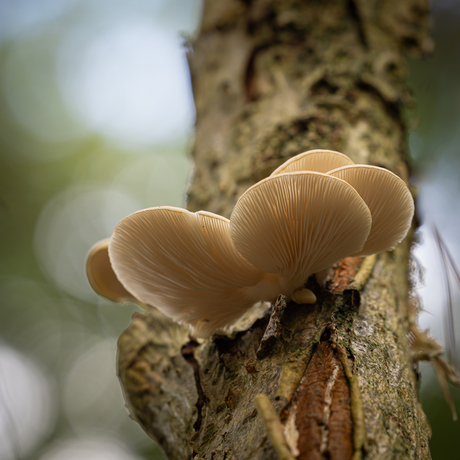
left=275, top=346, right=313, bottom=406
left=293, top=340, right=353, bottom=460
left=347, top=254, right=377, bottom=292
left=276, top=326, right=326, bottom=408
left=327, top=256, right=363, bottom=295
left=257, top=296, right=287, bottom=359
left=254, top=394, right=296, bottom=460
left=336, top=344, right=368, bottom=460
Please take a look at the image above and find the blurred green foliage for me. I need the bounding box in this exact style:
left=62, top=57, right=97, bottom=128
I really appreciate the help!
left=0, top=1, right=197, bottom=459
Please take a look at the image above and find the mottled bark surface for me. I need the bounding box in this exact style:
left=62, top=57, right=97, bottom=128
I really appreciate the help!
left=117, top=1, right=433, bottom=458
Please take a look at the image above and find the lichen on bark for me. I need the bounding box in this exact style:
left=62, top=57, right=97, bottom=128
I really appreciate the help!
left=117, top=0, right=434, bottom=458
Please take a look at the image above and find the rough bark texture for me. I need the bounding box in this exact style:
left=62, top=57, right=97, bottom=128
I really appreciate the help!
left=117, top=1, right=433, bottom=458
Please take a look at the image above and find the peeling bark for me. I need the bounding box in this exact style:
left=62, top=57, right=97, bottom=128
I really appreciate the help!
left=292, top=339, right=353, bottom=460
left=117, top=1, right=433, bottom=458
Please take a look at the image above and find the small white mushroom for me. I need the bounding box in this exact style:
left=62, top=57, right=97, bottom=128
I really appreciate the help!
left=229, top=171, right=372, bottom=297
left=86, top=239, right=138, bottom=303
left=270, top=149, right=354, bottom=175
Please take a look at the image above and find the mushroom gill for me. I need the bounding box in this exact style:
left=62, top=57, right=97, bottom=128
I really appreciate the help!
left=86, top=150, right=414, bottom=337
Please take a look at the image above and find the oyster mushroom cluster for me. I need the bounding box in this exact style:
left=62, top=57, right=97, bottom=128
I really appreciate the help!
left=86, top=150, right=414, bottom=338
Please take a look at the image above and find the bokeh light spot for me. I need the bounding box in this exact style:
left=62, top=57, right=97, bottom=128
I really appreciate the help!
left=58, top=18, right=195, bottom=147
left=62, top=340, right=128, bottom=433
left=0, top=345, right=56, bottom=460
left=38, top=436, right=142, bottom=460
left=34, top=185, right=141, bottom=301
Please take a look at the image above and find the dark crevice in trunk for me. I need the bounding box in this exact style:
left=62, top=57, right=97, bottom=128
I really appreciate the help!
left=182, top=340, right=208, bottom=431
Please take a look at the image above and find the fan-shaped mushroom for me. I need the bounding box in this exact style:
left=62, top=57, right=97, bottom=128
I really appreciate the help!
left=270, top=149, right=354, bottom=175
left=327, top=165, right=414, bottom=256
left=86, top=239, right=138, bottom=303
left=86, top=150, right=414, bottom=338
left=271, top=151, right=415, bottom=285
left=108, top=207, right=282, bottom=338
left=229, top=171, right=372, bottom=296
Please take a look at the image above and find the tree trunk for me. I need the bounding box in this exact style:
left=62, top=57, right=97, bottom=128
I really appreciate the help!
left=117, top=1, right=434, bottom=458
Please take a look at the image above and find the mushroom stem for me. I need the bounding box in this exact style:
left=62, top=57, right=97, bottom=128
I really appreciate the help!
left=315, top=266, right=333, bottom=287
left=244, top=272, right=285, bottom=305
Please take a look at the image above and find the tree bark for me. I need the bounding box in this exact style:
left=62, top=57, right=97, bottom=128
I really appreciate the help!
left=117, top=1, right=434, bottom=458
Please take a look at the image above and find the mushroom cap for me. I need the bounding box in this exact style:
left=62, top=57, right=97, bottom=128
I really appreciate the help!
left=328, top=165, right=414, bottom=256
left=229, top=172, right=372, bottom=294
left=86, top=239, right=138, bottom=303
left=270, top=149, right=354, bottom=176
left=108, top=206, right=279, bottom=337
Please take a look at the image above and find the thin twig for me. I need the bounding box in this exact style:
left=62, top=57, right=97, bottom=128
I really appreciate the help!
left=433, top=225, right=459, bottom=371
left=408, top=324, right=460, bottom=421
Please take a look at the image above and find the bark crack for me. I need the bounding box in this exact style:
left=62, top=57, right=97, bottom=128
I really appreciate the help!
left=182, top=341, right=208, bottom=432
left=347, top=0, right=368, bottom=49
left=320, top=361, right=341, bottom=454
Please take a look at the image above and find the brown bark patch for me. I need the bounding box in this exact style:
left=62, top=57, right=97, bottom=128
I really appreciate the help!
left=294, top=341, right=353, bottom=460
left=327, top=257, right=362, bottom=294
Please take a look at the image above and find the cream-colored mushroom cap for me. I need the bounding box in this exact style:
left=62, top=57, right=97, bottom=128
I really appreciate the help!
left=86, top=239, right=138, bottom=303
left=328, top=165, right=414, bottom=256
left=270, top=149, right=354, bottom=176
left=229, top=172, right=372, bottom=296
left=109, top=206, right=282, bottom=338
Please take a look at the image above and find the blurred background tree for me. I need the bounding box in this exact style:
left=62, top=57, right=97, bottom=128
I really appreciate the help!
left=0, top=0, right=458, bottom=459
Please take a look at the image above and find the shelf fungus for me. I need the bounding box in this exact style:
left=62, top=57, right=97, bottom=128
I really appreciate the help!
left=86, top=150, right=414, bottom=338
